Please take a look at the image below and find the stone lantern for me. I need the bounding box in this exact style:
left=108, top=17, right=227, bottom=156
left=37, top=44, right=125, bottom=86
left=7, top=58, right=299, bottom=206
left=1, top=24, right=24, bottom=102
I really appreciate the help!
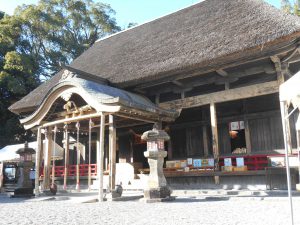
left=14, top=142, right=35, bottom=197
left=141, top=124, right=173, bottom=202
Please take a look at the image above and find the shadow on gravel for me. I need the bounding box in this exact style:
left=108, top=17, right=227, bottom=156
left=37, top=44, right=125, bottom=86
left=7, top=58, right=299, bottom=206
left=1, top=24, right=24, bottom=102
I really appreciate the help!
left=169, top=196, right=230, bottom=203
left=0, top=195, right=31, bottom=204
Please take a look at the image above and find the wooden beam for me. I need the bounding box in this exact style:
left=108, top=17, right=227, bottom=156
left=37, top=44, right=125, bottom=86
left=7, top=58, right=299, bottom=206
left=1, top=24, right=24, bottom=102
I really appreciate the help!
left=160, top=81, right=279, bottom=109
left=155, top=94, right=160, bottom=104
left=282, top=47, right=300, bottom=63
left=181, top=91, right=185, bottom=99
left=145, top=65, right=275, bottom=95
left=271, top=55, right=285, bottom=85
left=210, top=103, right=220, bottom=184
left=109, top=115, right=117, bottom=191
left=225, top=82, right=230, bottom=90
left=34, top=127, right=42, bottom=196
left=216, top=69, right=228, bottom=77
left=41, top=112, right=105, bottom=128
left=172, top=80, right=184, bottom=87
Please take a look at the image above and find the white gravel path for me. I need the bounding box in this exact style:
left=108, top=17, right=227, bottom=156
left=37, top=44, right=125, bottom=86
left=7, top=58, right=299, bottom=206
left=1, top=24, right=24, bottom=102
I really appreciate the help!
left=0, top=195, right=299, bottom=225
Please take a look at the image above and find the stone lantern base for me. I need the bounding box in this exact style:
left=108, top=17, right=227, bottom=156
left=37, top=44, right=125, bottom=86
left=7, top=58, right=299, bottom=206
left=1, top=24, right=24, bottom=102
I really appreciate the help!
left=144, top=186, right=171, bottom=199
left=142, top=187, right=174, bottom=203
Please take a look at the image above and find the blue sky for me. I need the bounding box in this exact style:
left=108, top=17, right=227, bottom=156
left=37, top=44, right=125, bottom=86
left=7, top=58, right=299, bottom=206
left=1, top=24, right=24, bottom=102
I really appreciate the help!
left=0, top=0, right=281, bottom=28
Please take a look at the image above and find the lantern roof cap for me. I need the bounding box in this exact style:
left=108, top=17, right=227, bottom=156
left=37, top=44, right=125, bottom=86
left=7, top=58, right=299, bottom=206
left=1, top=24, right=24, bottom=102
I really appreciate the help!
left=141, top=128, right=170, bottom=141
left=16, top=142, right=36, bottom=155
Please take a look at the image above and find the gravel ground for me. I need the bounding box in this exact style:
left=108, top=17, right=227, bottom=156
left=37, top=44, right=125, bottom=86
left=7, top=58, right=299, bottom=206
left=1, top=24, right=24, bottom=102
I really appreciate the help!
left=0, top=194, right=299, bottom=225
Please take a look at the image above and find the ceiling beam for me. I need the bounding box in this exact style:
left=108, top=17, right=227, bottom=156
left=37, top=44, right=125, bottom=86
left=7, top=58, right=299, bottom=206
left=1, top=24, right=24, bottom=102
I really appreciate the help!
left=172, top=80, right=184, bottom=87
left=216, top=69, right=228, bottom=77
left=159, top=81, right=279, bottom=109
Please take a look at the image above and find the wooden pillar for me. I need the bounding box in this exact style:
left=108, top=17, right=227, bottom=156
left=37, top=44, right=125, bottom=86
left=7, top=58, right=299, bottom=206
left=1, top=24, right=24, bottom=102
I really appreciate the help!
left=244, top=120, right=252, bottom=153
left=43, top=127, right=52, bottom=190
left=273, top=57, right=293, bottom=154
left=203, top=125, right=209, bottom=157
left=280, top=100, right=294, bottom=222
left=51, top=126, right=57, bottom=185
left=202, top=108, right=209, bottom=156
left=243, top=100, right=252, bottom=153
left=34, top=127, right=42, bottom=195
left=109, top=115, right=117, bottom=191
left=88, top=119, right=93, bottom=191
left=210, top=103, right=220, bottom=184
left=75, top=122, right=80, bottom=191
left=63, top=125, right=69, bottom=190
left=98, top=114, right=105, bottom=202
left=281, top=102, right=293, bottom=155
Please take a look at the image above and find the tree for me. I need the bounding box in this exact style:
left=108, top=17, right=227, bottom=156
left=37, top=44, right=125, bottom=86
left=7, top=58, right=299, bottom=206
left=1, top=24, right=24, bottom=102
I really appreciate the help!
left=0, top=1, right=121, bottom=147
left=13, top=0, right=121, bottom=79
left=0, top=12, right=40, bottom=147
left=281, top=0, right=300, bottom=15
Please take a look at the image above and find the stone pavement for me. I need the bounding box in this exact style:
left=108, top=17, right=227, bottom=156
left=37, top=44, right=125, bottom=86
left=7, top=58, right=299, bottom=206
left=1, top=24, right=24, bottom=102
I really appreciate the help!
left=1, top=189, right=300, bottom=225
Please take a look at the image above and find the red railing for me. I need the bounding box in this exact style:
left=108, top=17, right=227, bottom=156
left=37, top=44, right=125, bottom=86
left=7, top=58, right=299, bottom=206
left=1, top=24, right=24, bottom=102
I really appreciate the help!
left=40, top=164, right=97, bottom=177
left=219, top=154, right=291, bottom=170
left=39, top=154, right=294, bottom=178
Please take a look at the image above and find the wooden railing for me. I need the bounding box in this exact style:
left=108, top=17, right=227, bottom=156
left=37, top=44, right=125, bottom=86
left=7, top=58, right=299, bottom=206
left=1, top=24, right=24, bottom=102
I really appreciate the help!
left=40, top=164, right=97, bottom=177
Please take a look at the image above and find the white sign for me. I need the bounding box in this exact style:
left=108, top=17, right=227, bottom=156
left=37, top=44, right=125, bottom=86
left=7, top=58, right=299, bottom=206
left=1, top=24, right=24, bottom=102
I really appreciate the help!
left=208, top=158, right=214, bottom=167
left=187, top=158, right=193, bottom=165
left=224, top=158, right=232, bottom=167
left=236, top=157, right=244, bottom=167
left=230, top=121, right=245, bottom=131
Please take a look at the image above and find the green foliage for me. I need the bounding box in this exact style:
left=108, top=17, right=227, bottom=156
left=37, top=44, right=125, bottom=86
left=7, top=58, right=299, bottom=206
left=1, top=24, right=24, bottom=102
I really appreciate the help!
left=0, top=1, right=121, bottom=148
left=281, top=0, right=300, bottom=16
left=13, top=0, right=120, bottom=79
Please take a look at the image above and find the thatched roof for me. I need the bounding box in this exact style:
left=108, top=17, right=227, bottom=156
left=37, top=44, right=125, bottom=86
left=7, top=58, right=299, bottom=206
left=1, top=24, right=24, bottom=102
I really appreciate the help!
left=10, top=0, right=300, bottom=114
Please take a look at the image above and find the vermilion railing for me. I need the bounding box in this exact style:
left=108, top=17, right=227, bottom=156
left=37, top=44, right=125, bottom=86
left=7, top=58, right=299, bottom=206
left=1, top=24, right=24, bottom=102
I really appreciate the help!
left=39, top=154, right=294, bottom=177
left=219, top=154, right=296, bottom=170
left=40, top=164, right=97, bottom=177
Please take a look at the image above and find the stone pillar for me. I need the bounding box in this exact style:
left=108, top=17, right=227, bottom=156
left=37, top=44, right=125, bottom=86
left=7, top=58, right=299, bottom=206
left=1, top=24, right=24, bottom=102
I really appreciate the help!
left=14, top=142, right=35, bottom=197
left=141, top=125, right=173, bottom=202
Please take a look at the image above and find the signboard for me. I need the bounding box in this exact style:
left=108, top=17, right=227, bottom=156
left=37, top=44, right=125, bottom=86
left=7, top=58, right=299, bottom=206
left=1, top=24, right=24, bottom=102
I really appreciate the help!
left=230, top=121, right=245, bottom=131
left=193, top=159, right=202, bottom=167
left=187, top=158, right=193, bottom=165
left=236, top=157, right=244, bottom=167
left=224, top=158, right=232, bottom=167
left=201, top=159, right=208, bottom=167
left=208, top=159, right=214, bottom=167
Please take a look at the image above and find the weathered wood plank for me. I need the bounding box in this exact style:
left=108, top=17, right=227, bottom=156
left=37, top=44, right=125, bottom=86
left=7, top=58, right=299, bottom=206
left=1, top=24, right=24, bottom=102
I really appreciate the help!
left=160, top=81, right=279, bottom=109
left=98, top=114, right=105, bottom=201
left=216, top=69, right=228, bottom=77
left=43, top=127, right=52, bottom=190
left=35, top=127, right=42, bottom=195
left=210, top=103, right=220, bottom=184
left=203, top=125, right=209, bottom=157
left=109, top=115, right=117, bottom=190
